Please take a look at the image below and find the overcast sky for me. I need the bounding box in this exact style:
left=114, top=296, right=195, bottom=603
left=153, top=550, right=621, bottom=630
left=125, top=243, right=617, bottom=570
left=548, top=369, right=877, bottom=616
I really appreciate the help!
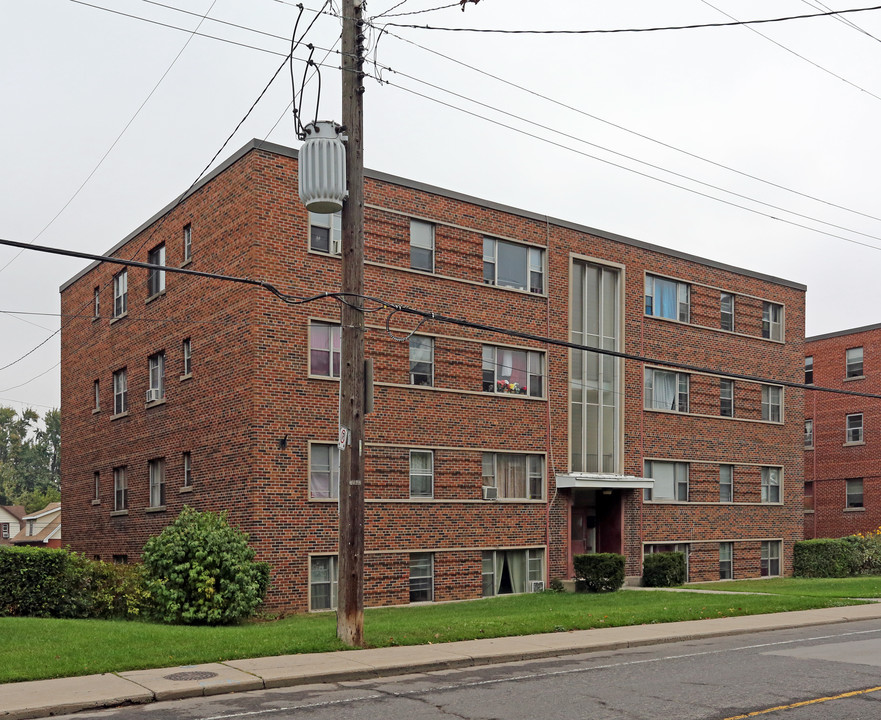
left=2, top=0, right=880, bottom=414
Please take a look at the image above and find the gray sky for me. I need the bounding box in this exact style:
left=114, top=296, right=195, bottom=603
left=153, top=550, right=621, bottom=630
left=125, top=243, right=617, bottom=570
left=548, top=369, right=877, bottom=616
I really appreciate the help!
left=1, top=0, right=880, bottom=414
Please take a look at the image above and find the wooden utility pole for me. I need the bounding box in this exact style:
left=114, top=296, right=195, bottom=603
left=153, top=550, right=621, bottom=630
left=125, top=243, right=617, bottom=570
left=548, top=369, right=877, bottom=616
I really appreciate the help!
left=337, top=0, right=366, bottom=647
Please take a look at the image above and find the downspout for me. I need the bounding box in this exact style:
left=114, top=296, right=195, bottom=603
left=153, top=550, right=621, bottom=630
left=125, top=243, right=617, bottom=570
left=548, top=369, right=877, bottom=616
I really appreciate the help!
left=545, top=216, right=557, bottom=585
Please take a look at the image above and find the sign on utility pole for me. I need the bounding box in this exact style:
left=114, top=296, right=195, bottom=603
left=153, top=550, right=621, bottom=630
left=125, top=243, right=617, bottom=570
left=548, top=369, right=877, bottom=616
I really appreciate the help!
left=337, top=0, right=366, bottom=647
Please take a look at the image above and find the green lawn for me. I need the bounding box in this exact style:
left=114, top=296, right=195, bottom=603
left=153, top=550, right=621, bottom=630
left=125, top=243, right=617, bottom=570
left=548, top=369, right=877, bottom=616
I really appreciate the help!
left=0, top=589, right=864, bottom=684
left=683, top=576, right=881, bottom=598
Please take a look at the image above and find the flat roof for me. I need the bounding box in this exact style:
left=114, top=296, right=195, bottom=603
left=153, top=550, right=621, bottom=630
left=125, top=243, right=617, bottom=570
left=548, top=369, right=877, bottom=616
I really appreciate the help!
left=61, top=139, right=807, bottom=292
left=806, top=322, right=881, bottom=342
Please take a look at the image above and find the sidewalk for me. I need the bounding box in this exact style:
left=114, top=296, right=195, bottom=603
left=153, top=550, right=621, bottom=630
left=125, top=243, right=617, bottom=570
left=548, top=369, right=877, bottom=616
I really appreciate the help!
left=4, top=602, right=881, bottom=720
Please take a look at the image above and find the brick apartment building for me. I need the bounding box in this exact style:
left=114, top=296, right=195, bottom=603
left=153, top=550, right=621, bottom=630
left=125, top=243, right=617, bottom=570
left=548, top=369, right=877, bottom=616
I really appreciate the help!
left=60, top=140, right=805, bottom=612
left=804, top=323, right=881, bottom=539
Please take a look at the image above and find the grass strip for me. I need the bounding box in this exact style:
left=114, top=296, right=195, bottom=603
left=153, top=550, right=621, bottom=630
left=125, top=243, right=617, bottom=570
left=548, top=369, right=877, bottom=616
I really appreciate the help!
left=682, top=576, right=881, bottom=598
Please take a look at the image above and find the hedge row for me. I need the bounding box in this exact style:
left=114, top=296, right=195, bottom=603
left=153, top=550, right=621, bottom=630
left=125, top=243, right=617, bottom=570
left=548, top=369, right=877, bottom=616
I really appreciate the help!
left=794, top=534, right=881, bottom=578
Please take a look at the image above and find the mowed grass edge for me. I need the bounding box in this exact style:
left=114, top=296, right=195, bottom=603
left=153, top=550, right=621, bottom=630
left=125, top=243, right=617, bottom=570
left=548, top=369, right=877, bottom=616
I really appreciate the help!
left=0, top=589, right=864, bottom=684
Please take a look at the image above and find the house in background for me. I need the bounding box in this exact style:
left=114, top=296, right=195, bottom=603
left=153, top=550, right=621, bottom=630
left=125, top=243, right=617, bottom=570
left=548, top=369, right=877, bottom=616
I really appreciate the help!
left=60, top=140, right=805, bottom=613
left=0, top=505, right=26, bottom=545
left=804, top=323, right=881, bottom=539
left=10, top=502, right=62, bottom=548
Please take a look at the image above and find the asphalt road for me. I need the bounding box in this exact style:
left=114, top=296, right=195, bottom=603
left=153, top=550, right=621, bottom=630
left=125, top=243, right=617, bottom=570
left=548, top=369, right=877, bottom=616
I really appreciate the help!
left=53, top=619, right=881, bottom=720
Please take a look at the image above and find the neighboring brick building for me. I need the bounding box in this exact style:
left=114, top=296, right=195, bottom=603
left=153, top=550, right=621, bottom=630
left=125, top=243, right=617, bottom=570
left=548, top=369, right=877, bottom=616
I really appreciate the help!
left=804, top=323, right=881, bottom=539
left=60, top=140, right=805, bottom=612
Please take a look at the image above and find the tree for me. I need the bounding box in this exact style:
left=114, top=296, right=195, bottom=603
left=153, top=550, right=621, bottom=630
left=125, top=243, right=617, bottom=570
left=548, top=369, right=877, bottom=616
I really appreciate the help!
left=0, top=407, right=60, bottom=511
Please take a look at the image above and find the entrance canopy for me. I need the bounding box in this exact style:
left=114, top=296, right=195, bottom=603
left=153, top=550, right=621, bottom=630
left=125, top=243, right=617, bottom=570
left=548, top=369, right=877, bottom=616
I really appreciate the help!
left=555, top=473, right=653, bottom=490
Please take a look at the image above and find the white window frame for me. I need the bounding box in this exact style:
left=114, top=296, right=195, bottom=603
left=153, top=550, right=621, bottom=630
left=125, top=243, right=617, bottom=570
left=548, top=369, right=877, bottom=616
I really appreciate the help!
left=644, top=368, right=689, bottom=413
left=409, top=336, right=434, bottom=387
left=183, top=223, right=192, bottom=262
left=309, top=322, right=341, bottom=378
left=113, top=270, right=127, bottom=318
left=846, top=478, right=864, bottom=508
left=147, top=243, right=166, bottom=297
left=94, top=287, right=100, bottom=318
left=761, top=540, right=781, bottom=577
left=182, top=338, right=192, bottom=376
left=310, top=443, right=340, bottom=499
left=148, top=352, right=165, bottom=402
left=804, top=419, right=814, bottom=449
left=761, top=385, right=782, bottom=422
left=113, top=467, right=127, bottom=511
left=410, top=219, right=435, bottom=272
left=409, top=553, right=434, bottom=603
left=762, top=302, right=783, bottom=341
left=482, top=346, right=544, bottom=397
left=643, top=460, right=689, bottom=502
left=805, top=356, right=814, bottom=385
left=482, top=237, right=544, bottom=294
left=409, top=450, right=434, bottom=498
left=644, top=275, right=689, bottom=323
left=309, top=211, right=341, bottom=254
left=481, top=453, right=544, bottom=500
left=720, top=292, right=734, bottom=331
left=183, top=452, right=192, bottom=488
left=1, top=523, right=9, bottom=539
left=719, top=542, right=733, bottom=580
left=846, top=347, right=864, bottom=378
left=846, top=413, right=864, bottom=443
left=644, top=543, right=690, bottom=581
left=761, top=467, right=781, bottom=503
left=148, top=459, right=166, bottom=508
left=482, top=548, right=544, bottom=596
left=310, top=555, right=338, bottom=611
left=720, top=378, right=734, bottom=418
left=719, top=464, right=733, bottom=503
left=112, top=369, right=128, bottom=415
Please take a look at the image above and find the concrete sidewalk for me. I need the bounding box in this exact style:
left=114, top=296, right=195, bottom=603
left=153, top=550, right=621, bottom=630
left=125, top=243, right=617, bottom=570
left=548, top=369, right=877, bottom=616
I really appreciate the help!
left=4, top=602, right=881, bottom=720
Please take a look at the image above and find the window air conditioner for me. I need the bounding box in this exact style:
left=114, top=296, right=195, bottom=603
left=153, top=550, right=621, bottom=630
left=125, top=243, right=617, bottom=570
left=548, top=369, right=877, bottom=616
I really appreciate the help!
left=146, top=388, right=162, bottom=403
left=482, top=486, right=498, bottom=500
left=529, top=580, right=545, bottom=593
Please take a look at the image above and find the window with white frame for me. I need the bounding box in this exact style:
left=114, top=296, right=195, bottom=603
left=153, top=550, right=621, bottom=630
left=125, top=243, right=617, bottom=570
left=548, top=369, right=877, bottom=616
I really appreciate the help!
left=1, top=523, right=9, bottom=539
left=644, top=460, right=688, bottom=502
left=720, top=379, right=734, bottom=418
left=147, top=352, right=165, bottom=403
left=720, top=292, right=734, bottom=331
left=147, top=243, right=166, bottom=297
left=846, top=347, right=864, bottom=378
left=410, top=219, right=435, bottom=272
left=309, top=211, right=341, bottom=254
left=846, top=478, right=864, bottom=508
left=720, top=464, right=733, bottom=503
left=644, top=368, right=689, bottom=413
left=183, top=223, right=192, bottom=262
left=309, top=322, right=341, bottom=378
left=846, top=413, right=864, bottom=443
left=93, top=471, right=100, bottom=501
left=409, top=553, right=434, bottom=603
left=645, top=275, right=689, bottom=322
left=409, top=450, right=433, bottom=498
left=482, top=237, right=544, bottom=294
left=761, top=540, right=781, bottom=576
left=409, top=336, right=434, bottom=387
left=112, top=369, right=128, bottom=415
left=94, top=379, right=100, bottom=411
left=310, top=555, right=338, bottom=610
left=805, top=419, right=814, bottom=449
left=182, top=338, right=192, bottom=376
left=310, top=444, right=340, bottom=499
left=482, top=346, right=543, bottom=397
left=94, top=287, right=100, bottom=319
left=644, top=543, right=690, bottom=580
left=183, top=452, right=192, bottom=488
left=481, top=453, right=543, bottom=500
left=761, top=385, right=782, bottom=422
left=762, top=302, right=783, bottom=341
left=805, top=356, right=813, bottom=384
left=113, top=270, right=127, bottom=318
left=719, top=542, right=733, bottom=580
left=148, top=459, right=166, bottom=508
left=482, top=548, right=543, bottom=596
left=761, top=467, right=781, bottom=503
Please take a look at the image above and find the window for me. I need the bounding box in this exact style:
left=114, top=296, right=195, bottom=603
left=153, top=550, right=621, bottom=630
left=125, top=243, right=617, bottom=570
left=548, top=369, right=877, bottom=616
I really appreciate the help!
left=149, top=459, right=166, bottom=508
left=846, top=347, right=864, bottom=378
left=310, top=555, right=338, bottom=611
left=27, top=520, right=35, bottom=536
left=761, top=385, right=782, bottom=422
left=481, top=453, right=544, bottom=500
left=762, top=302, right=783, bottom=341
left=720, top=292, right=734, bottom=331
left=644, top=460, right=688, bottom=502
left=805, top=356, right=813, bottom=384
left=804, top=419, right=814, bottom=449
left=761, top=467, right=781, bottom=503
left=482, top=346, right=543, bottom=397
left=482, top=549, right=543, bottom=596
left=309, top=211, right=341, bottom=254
left=719, top=542, right=733, bottom=580
left=147, top=352, right=165, bottom=403
left=410, top=219, right=434, bottom=272
left=482, top=237, right=544, bottom=294
left=409, top=450, right=433, bottom=498
left=1, top=523, right=9, bottom=539
left=113, top=467, right=127, bottom=511
left=644, top=368, right=689, bottom=413
left=846, top=413, right=864, bottom=443
left=113, top=270, right=127, bottom=318
left=112, top=369, right=128, bottom=415
left=645, top=275, right=689, bottom=322
left=719, top=464, right=733, bottom=503
left=93, top=471, right=100, bottom=501
left=846, top=478, right=864, bottom=508
left=804, top=481, right=814, bottom=511
left=571, top=261, right=620, bottom=474
left=409, top=336, right=433, bottom=387
left=720, top=379, right=734, bottom=417
left=182, top=338, right=192, bottom=376
left=93, top=380, right=100, bottom=411
left=645, top=543, right=690, bottom=580
left=409, top=553, right=434, bottom=603
left=147, top=243, right=166, bottom=296
left=309, top=322, right=341, bottom=378
left=183, top=224, right=192, bottom=262
left=310, top=444, right=340, bottom=499
left=183, top=452, right=192, bottom=488
left=94, top=287, right=100, bottom=319
left=761, top=541, right=781, bottom=577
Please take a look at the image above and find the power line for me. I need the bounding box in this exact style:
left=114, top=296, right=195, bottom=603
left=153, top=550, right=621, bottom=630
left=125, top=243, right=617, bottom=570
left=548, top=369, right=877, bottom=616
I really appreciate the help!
left=804, top=0, right=881, bottom=41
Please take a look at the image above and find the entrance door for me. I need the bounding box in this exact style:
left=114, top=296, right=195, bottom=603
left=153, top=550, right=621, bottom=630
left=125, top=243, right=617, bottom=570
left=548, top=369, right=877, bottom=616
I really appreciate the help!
left=571, top=507, right=596, bottom=557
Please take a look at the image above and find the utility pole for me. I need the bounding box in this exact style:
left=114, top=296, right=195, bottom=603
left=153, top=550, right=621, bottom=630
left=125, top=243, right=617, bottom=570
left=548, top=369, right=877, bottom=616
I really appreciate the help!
left=337, top=0, right=366, bottom=647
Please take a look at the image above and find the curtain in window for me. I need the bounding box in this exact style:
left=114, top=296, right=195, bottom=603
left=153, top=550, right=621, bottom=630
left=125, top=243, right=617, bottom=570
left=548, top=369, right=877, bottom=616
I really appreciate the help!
left=507, top=551, right=526, bottom=594
left=497, top=454, right=527, bottom=498
left=650, top=462, right=675, bottom=500
left=653, top=371, right=677, bottom=410
left=655, top=278, right=677, bottom=319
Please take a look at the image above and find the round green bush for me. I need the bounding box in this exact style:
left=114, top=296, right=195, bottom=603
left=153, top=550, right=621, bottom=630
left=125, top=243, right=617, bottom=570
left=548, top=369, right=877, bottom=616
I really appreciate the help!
left=141, top=506, right=270, bottom=625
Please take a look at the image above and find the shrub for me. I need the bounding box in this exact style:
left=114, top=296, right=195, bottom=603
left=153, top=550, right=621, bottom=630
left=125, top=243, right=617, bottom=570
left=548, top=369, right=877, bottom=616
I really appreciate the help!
left=793, top=538, right=855, bottom=578
left=142, top=506, right=269, bottom=625
left=86, top=561, right=152, bottom=619
left=548, top=577, right=565, bottom=593
left=573, top=553, right=625, bottom=593
left=642, top=552, right=686, bottom=587
left=843, top=529, right=881, bottom=575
